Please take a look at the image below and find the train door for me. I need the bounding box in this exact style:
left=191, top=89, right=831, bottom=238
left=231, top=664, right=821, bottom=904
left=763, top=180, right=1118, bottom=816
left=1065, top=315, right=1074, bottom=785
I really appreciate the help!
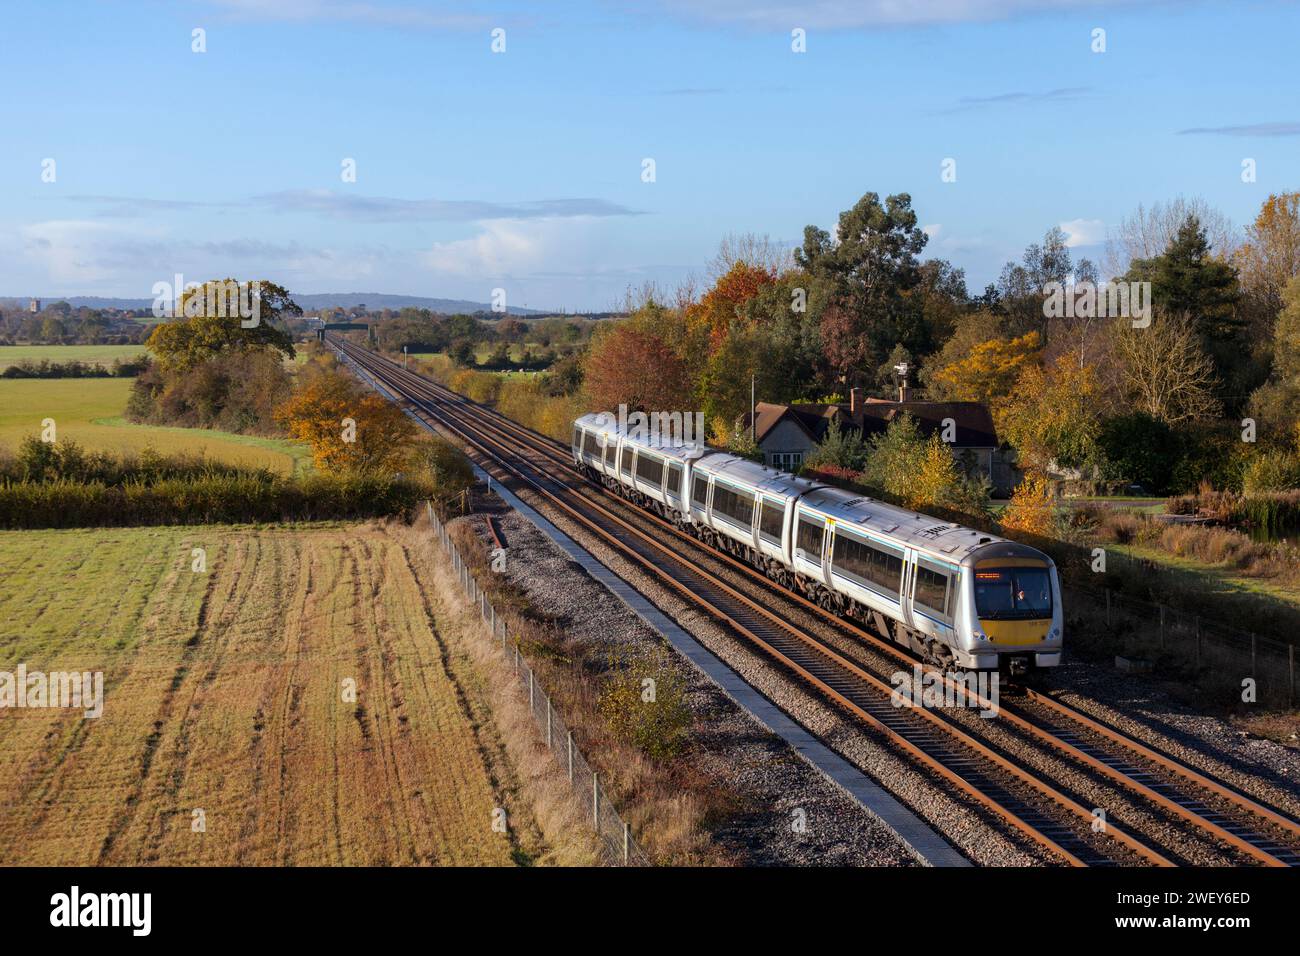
left=665, top=462, right=685, bottom=514
left=900, top=550, right=918, bottom=630
left=793, top=509, right=828, bottom=586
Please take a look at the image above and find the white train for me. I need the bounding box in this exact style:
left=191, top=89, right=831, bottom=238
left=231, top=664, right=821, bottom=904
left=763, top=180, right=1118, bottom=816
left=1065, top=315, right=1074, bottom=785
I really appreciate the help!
left=572, top=412, right=1063, bottom=674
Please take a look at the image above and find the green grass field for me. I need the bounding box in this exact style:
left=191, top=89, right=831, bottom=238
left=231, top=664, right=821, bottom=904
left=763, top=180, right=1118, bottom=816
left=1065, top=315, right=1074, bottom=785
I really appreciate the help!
left=0, top=344, right=150, bottom=368
left=0, top=378, right=309, bottom=475
left=0, top=524, right=540, bottom=865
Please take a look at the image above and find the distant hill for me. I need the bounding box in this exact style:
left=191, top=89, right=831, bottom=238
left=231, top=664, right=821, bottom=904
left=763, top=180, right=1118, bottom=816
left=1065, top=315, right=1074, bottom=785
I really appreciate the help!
left=3, top=293, right=548, bottom=316
left=288, top=293, right=547, bottom=315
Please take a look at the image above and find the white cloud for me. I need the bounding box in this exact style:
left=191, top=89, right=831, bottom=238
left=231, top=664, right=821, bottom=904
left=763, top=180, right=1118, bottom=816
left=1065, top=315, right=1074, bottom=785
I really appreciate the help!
left=205, top=0, right=492, bottom=29
left=659, top=0, right=1163, bottom=29
left=1059, top=218, right=1106, bottom=248
left=421, top=218, right=617, bottom=279
left=19, top=220, right=162, bottom=286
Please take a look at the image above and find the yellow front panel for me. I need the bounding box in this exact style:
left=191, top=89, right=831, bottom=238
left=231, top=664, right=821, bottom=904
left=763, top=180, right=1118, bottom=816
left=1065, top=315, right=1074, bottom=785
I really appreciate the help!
left=980, top=618, right=1051, bottom=645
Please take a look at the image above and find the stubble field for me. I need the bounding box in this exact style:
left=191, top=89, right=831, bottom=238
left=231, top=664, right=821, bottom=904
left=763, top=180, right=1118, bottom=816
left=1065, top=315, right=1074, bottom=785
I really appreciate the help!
left=0, top=522, right=535, bottom=865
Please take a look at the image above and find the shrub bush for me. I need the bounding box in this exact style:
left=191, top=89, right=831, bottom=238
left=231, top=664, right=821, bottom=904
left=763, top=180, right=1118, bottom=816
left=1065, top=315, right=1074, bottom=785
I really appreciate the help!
left=1241, top=450, right=1300, bottom=494
left=597, top=648, right=692, bottom=761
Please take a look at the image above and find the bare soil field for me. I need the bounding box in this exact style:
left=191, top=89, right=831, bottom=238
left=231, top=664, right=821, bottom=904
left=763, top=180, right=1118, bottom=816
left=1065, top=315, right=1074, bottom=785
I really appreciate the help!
left=0, top=522, right=553, bottom=865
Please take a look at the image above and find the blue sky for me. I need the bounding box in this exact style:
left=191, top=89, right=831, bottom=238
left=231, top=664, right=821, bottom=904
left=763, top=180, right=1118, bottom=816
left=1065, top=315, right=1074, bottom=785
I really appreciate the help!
left=2, top=0, right=1298, bottom=310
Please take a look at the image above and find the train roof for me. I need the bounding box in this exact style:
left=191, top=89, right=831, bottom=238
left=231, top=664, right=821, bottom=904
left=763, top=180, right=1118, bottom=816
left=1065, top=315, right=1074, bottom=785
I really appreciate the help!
left=695, top=453, right=826, bottom=498
left=796, top=484, right=1036, bottom=565
left=574, top=412, right=707, bottom=462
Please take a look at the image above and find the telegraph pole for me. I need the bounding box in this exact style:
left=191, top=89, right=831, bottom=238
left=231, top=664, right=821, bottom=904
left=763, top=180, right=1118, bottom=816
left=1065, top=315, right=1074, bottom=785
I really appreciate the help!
left=750, top=374, right=756, bottom=442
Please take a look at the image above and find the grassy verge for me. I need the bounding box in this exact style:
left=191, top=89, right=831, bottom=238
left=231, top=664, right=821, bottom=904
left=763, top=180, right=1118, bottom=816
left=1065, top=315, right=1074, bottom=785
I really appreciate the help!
left=446, top=516, right=737, bottom=865
left=0, top=471, right=432, bottom=528
left=1109, top=541, right=1300, bottom=629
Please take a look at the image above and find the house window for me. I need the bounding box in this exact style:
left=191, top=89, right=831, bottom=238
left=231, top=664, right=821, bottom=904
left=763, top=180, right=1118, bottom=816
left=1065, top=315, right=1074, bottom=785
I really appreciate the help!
left=770, top=452, right=804, bottom=472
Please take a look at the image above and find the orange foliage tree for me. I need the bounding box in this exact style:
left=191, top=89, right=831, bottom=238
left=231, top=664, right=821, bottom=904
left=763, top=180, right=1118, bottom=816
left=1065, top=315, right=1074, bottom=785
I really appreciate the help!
left=685, top=262, right=776, bottom=353
left=931, top=331, right=1042, bottom=405
left=999, top=474, right=1059, bottom=537
left=275, top=369, right=417, bottom=473
left=583, top=325, right=693, bottom=413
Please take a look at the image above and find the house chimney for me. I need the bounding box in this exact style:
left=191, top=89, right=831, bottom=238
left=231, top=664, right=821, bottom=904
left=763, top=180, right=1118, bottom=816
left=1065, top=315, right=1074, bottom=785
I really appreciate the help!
left=849, top=386, right=860, bottom=414
left=893, top=360, right=911, bottom=403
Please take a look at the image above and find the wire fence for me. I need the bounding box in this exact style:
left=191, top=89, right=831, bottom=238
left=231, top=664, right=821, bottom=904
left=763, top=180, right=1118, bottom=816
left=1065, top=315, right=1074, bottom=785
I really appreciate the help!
left=1064, top=576, right=1297, bottom=708
left=426, top=502, right=650, bottom=866
left=1004, top=528, right=1298, bottom=709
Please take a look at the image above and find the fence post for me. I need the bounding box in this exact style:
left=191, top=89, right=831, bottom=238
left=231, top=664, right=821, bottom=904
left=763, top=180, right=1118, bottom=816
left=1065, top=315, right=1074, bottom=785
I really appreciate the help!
left=490, top=605, right=496, bottom=635
left=593, top=773, right=599, bottom=827
left=1290, top=644, right=1296, bottom=708
left=623, top=821, right=630, bottom=865
left=567, top=731, right=574, bottom=782
left=514, top=644, right=519, bottom=675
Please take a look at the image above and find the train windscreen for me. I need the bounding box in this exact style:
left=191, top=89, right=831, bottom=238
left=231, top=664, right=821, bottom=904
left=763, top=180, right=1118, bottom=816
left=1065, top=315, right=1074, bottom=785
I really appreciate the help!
left=974, top=568, right=1052, bottom=619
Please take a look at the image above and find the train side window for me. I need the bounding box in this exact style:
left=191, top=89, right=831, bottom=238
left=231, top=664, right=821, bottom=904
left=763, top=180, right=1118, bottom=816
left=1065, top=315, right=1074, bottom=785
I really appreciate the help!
left=635, top=451, right=664, bottom=488
left=621, top=446, right=633, bottom=476
left=692, top=474, right=709, bottom=508
left=572, top=426, right=581, bottom=450
left=604, top=441, right=617, bottom=467
left=582, top=430, right=600, bottom=459
left=796, top=516, right=824, bottom=560
left=832, top=530, right=903, bottom=598
left=668, top=462, right=684, bottom=499
left=711, top=483, right=754, bottom=528
left=913, top=561, right=951, bottom=621
left=759, top=499, right=784, bottom=544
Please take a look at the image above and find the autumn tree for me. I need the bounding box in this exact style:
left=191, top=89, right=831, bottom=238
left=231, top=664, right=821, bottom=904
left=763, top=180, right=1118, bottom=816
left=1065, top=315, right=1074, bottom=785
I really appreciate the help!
left=147, top=280, right=299, bottom=372
left=928, top=331, right=1042, bottom=405
left=582, top=322, right=692, bottom=414
left=1248, top=274, right=1300, bottom=443
left=999, top=475, right=1059, bottom=537
left=910, top=434, right=963, bottom=510
left=1236, top=192, right=1300, bottom=312
left=685, top=261, right=776, bottom=353
left=999, top=353, right=1104, bottom=474
left=275, top=368, right=416, bottom=473
left=1111, top=313, right=1221, bottom=425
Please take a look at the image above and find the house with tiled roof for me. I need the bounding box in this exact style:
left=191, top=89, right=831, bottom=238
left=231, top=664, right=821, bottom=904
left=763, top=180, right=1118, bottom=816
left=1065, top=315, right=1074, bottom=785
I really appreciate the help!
left=742, top=387, right=1018, bottom=495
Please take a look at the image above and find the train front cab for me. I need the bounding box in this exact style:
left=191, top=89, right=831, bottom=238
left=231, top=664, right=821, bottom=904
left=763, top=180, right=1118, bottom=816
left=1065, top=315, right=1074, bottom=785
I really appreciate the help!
left=958, top=545, right=1063, bottom=674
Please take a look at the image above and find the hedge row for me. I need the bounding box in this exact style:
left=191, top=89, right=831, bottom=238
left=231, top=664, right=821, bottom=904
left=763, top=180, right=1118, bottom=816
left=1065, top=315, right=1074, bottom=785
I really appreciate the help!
left=0, top=472, right=432, bottom=529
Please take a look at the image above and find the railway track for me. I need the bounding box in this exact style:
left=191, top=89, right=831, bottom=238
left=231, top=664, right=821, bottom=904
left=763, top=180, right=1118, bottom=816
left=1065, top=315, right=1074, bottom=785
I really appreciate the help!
left=329, top=334, right=1300, bottom=867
